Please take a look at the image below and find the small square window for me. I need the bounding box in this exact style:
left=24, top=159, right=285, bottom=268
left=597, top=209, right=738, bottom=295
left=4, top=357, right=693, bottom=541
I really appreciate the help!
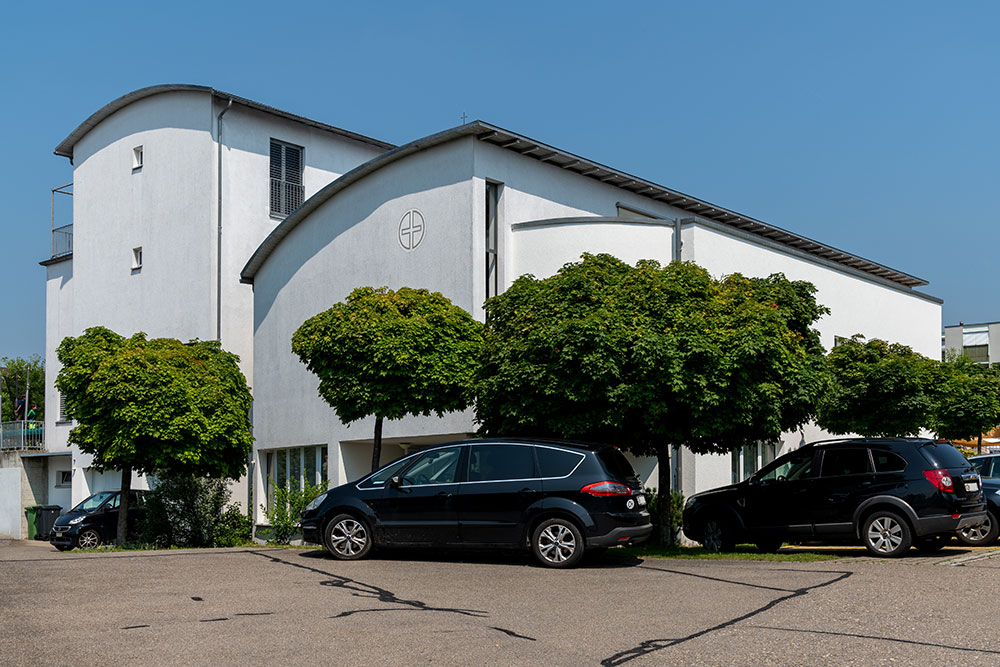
left=132, top=146, right=143, bottom=170
left=56, top=470, right=72, bottom=487
left=132, top=247, right=143, bottom=271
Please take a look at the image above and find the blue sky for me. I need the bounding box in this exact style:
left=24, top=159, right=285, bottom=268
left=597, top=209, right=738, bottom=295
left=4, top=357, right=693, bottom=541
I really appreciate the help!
left=1, top=1, right=997, bottom=361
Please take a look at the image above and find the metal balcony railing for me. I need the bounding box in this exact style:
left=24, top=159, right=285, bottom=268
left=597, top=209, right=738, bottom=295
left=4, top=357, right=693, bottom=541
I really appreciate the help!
left=49, top=182, right=73, bottom=259
left=52, top=224, right=73, bottom=258
left=0, top=421, right=44, bottom=451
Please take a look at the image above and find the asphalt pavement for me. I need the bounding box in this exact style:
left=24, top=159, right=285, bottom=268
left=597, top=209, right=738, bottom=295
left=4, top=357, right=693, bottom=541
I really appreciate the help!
left=2, top=539, right=1000, bottom=665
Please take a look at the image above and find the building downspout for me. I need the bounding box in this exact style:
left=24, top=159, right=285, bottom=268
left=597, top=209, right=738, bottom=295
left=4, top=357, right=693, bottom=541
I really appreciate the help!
left=216, top=98, right=233, bottom=343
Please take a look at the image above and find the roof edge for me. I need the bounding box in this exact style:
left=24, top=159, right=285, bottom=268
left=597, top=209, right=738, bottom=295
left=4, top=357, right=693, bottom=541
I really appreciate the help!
left=241, top=119, right=930, bottom=292
left=54, top=84, right=395, bottom=158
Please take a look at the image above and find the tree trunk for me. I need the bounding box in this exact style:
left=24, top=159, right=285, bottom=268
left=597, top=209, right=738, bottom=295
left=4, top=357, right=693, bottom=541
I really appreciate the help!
left=978, top=433, right=983, bottom=455
left=117, top=465, right=132, bottom=546
left=370, top=416, right=384, bottom=472
left=657, top=449, right=673, bottom=546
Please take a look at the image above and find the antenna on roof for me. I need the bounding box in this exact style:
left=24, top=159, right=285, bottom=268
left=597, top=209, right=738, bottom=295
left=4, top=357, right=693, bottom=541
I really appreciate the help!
left=461, top=111, right=468, bottom=124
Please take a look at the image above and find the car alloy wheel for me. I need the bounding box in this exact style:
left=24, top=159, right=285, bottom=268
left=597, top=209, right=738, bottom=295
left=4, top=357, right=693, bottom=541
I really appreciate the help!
left=76, top=528, right=101, bottom=550
left=324, top=514, right=372, bottom=560
left=701, top=517, right=734, bottom=553
left=958, top=510, right=999, bottom=546
left=863, top=512, right=911, bottom=557
left=532, top=518, right=584, bottom=568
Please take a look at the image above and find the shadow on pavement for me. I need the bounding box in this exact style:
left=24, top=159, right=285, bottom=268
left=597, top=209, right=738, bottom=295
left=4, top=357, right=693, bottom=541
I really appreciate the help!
left=297, top=545, right=644, bottom=569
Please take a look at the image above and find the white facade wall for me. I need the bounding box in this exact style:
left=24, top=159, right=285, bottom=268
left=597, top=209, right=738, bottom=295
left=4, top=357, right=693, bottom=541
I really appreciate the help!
left=250, top=131, right=945, bottom=509
left=44, top=89, right=387, bottom=508
left=251, top=139, right=483, bottom=515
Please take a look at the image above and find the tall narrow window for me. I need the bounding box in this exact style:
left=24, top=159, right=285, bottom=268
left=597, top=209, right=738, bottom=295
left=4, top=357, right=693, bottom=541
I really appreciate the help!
left=131, top=247, right=143, bottom=271
left=132, top=146, right=143, bottom=170
left=485, top=181, right=500, bottom=299
left=270, top=139, right=304, bottom=217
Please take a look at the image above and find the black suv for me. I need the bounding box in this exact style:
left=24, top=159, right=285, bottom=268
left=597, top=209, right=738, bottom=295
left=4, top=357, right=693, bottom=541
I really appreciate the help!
left=683, top=438, right=986, bottom=557
left=300, top=438, right=652, bottom=567
left=50, top=489, right=148, bottom=551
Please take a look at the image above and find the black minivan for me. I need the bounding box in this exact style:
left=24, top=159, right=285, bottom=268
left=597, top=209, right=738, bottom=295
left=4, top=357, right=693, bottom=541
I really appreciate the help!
left=301, top=439, right=652, bottom=567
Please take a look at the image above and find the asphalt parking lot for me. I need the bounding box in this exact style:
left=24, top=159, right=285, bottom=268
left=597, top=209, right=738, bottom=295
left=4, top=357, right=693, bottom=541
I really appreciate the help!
left=3, top=539, right=1000, bottom=666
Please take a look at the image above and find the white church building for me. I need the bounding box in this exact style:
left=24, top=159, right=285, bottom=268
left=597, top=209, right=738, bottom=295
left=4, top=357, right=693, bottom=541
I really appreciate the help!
left=24, top=84, right=941, bottom=530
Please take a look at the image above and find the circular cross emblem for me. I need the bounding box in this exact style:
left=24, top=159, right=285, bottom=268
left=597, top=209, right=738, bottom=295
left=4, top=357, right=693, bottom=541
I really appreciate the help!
left=398, top=209, right=425, bottom=251
left=626, top=499, right=636, bottom=510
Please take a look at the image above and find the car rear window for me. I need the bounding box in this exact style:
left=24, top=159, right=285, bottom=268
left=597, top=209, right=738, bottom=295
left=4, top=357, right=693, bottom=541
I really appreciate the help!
left=536, top=447, right=585, bottom=478
left=596, top=447, right=638, bottom=482
left=919, top=442, right=971, bottom=469
left=872, top=451, right=907, bottom=473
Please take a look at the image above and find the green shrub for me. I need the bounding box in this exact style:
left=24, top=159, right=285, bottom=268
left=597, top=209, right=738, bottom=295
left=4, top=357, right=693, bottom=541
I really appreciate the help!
left=260, top=477, right=326, bottom=544
left=644, top=487, right=685, bottom=546
left=142, top=472, right=252, bottom=548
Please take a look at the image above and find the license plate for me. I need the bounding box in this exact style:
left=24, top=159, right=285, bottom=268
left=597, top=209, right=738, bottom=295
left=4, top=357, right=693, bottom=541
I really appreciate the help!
left=636, top=494, right=646, bottom=507
left=966, top=482, right=979, bottom=492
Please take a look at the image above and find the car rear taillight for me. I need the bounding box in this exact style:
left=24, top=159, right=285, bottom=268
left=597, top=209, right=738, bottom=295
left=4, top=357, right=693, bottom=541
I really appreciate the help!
left=924, top=469, right=955, bottom=493
left=581, top=481, right=632, bottom=497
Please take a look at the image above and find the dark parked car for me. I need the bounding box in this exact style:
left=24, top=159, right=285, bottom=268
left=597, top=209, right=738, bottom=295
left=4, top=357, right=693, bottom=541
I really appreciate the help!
left=683, top=438, right=986, bottom=557
left=301, top=438, right=652, bottom=567
left=50, top=490, right=148, bottom=551
left=962, top=453, right=1000, bottom=546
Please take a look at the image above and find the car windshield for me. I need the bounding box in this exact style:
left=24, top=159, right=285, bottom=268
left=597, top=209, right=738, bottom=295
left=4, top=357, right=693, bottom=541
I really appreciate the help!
left=71, top=491, right=117, bottom=513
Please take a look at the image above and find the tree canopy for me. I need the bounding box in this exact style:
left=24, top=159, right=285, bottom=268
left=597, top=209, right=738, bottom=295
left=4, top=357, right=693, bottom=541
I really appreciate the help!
left=817, top=336, right=936, bottom=437
left=475, top=254, right=829, bottom=541
left=928, top=354, right=1000, bottom=443
left=477, top=254, right=828, bottom=455
left=1, top=355, right=44, bottom=421
left=56, top=327, right=254, bottom=543
left=292, top=286, right=483, bottom=470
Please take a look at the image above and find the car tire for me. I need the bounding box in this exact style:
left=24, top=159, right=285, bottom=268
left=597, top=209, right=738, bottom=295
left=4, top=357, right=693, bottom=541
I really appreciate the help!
left=755, top=538, right=783, bottom=554
left=957, top=510, right=1000, bottom=547
left=862, top=511, right=911, bottom=557
left=323, top=514, right=373, bottom=560
left=701, top=516, right=736, bottom=553
left=76, top=528, right=102, bottom=550
left=532, top=518, right=585, bottom=568
left=914, top=535, right=950, bottom=553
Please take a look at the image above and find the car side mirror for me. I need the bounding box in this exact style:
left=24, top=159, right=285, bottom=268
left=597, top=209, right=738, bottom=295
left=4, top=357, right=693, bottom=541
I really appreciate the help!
left=388, top=475, right=402, bottom=489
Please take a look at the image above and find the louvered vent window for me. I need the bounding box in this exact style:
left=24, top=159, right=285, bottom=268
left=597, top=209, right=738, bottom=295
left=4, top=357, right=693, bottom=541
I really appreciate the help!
left=59, top=392, right=69, bottom=422
left=270, top=139, right=304, bottom=217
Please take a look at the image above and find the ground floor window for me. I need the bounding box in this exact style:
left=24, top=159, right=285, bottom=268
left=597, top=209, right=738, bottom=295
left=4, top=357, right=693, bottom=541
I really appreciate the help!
left=263, top=445, right=328, bottom=511
left=732, top=442, right=776, bottom=483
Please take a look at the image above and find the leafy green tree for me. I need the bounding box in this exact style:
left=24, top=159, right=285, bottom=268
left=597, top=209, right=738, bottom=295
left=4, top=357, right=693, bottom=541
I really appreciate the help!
left=928, top=353, right=1000, bottom=449
left=56, top=327, right=254, bottom=545
left=476, top=254, right=828, bottom=542
left=292, top=286, right=483, bottom=471
left=817, top=336, right=935, bottom=437
left=1, top=355, right=44, bottom=421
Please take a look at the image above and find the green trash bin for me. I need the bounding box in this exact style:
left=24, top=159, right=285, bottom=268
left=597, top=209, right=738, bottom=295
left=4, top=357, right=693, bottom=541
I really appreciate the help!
left=24, top=505, right=40, bottom=540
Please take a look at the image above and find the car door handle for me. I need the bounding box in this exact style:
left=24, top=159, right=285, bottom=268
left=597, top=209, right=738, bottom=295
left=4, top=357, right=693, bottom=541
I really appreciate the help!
left=437, top=492, right=453, bottom=499
left=519, top=488, right=538, bottom=494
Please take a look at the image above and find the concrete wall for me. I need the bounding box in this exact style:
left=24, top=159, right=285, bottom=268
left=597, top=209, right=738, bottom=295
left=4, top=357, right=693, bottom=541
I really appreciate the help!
left=0, top=466, right=21, bottom=538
